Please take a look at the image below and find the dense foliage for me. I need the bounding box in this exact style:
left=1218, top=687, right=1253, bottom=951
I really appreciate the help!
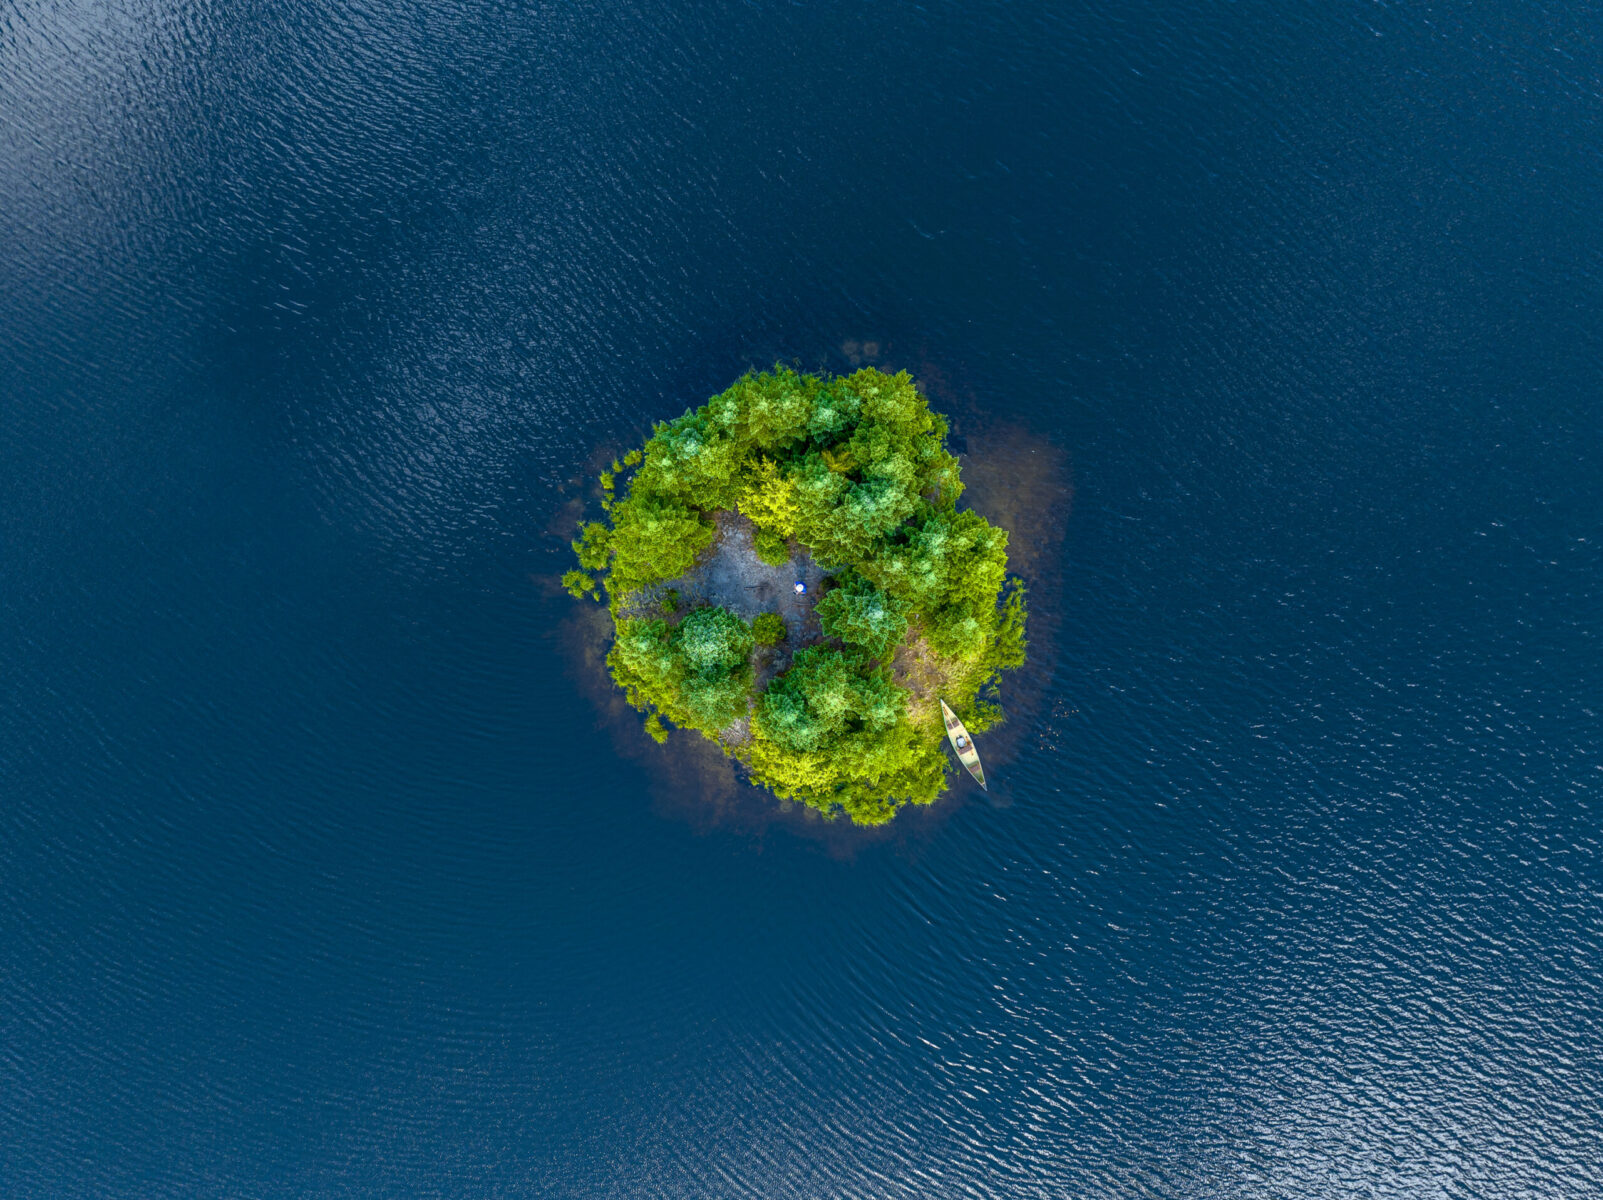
left=569, top=366, right=1028, bottom=824
left=751, top=613, right=787, bottom=646
left=610, top=606, right=755, bottom=731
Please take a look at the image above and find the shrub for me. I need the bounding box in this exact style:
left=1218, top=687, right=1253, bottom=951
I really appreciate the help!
left=752, top=612, right=787, bottom=646
left=754, top=529, right=790, bottom=566
left=572, top=523, right=612, bottom=570
left=562, top=570, right=597, bottom=600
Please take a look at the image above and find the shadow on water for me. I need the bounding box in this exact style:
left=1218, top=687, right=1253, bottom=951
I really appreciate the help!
left=913, top=350, right=1076, bottom=811
left=543, top=345, right=1074, bottom=849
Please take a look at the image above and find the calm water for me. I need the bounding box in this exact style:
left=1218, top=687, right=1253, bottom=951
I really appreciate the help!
left=4, top=2, right=1601, bottom=1196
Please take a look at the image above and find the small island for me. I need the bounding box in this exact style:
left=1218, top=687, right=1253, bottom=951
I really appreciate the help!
left=564, top=366, right=1027, bottom=825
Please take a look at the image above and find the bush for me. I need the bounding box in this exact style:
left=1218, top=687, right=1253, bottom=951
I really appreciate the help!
left=754, top=529, right=790, bottom=566
left=562, top=570, right=597, bottom=600
left=752, top=612, right=787, bottom=646
left=572, top=523, right=612, bottom=570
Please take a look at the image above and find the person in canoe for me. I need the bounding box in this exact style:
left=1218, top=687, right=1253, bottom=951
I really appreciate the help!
left=940, top=699, right=987, bottom=790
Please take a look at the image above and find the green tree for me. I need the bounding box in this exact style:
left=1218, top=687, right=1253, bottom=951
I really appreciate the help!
left=737, top=458, right=801, bottom=537
left=672, top=607, right=754, bottom=729
left=754, top=647, right=902, bottom=754
left=815, top=575, right=909, bottom=659
left=675, top=606, right=754, bottom=675
left=681, top=669, right=751, bottom=728
left=607, top=497, right=714, bottom=592
left=631, top=412, right=745, bottom=511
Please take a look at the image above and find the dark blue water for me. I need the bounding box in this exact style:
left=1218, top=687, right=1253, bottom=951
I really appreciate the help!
left=4, top=2, right=1601, bottom=1195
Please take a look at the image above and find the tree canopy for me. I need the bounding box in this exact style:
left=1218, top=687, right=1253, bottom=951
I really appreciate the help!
left=568, top=365, right=1028, bottom=824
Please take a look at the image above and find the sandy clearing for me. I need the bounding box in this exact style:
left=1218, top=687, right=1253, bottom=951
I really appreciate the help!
left=679, top=512, right=829, bottom=631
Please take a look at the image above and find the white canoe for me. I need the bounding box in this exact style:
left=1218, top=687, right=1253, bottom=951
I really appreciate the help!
left=940, top=699, right=987, bottom=790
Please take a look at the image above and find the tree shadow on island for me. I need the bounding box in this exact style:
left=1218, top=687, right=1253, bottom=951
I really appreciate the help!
left=545, top=349, right=1072, bottom=858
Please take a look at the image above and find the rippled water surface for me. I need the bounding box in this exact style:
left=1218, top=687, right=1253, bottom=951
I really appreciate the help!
left=4, top=2, right=1601, bottom=1196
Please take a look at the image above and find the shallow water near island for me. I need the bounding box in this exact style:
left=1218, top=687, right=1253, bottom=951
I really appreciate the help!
left=4, top=2, right=1602, bottom=1196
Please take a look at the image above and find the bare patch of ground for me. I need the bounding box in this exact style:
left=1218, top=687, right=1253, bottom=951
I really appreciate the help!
left=626, top=510, right=833, bottom=673
left=622, top=511, right=835, bottom=746
left=682, top=512, right=828, bottom=627
left=890, top=623, right=957, bottom=733
left=619, top=513, right=828, bottom=628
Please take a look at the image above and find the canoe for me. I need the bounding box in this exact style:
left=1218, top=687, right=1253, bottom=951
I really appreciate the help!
left=939, top=699, right=987, bottom=790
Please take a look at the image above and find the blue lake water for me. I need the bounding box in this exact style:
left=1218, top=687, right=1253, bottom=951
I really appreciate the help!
left=3, top=2, right=1601, bottom=1195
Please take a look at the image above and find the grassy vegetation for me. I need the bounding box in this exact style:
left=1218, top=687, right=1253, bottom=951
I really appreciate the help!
left=568, top=365, right=1028, bottom=824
